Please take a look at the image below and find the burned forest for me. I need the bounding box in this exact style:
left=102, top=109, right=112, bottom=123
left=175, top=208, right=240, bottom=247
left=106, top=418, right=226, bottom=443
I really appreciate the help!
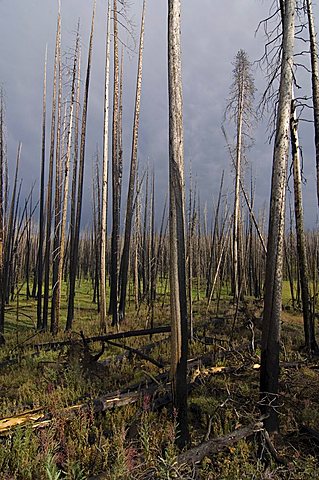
left=1, top=0, right=319, bottom=478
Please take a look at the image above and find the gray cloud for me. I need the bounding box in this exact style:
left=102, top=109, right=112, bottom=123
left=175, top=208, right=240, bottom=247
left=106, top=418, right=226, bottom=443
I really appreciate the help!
left=0, top=0, right=318, bottom=229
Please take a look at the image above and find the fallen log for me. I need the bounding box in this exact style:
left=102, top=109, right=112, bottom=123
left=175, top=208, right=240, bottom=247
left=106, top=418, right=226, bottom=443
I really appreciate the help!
left=105, top=339, right=165, bottom=369
left=0, top=353, right=223, bottom=435
left=17, top=326, right=171, bottom=352
left=178, top=421, right=264, bottom=464
left=0, top=355, right=268, bottom=435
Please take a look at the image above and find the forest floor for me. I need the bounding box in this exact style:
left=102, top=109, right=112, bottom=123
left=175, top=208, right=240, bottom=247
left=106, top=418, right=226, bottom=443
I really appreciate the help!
left=0, top=281, right=319, bottom=479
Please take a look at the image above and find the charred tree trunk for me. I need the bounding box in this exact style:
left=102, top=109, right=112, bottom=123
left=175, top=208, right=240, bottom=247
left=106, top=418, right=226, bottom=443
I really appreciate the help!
left=109, top=0, right=120, bottom=327
left=119, top=0, right=146, bottom=321
left=290, top=98, right=318, bottom=352
left=260, top=0, right=295, bottom=434
left=66, top=1, right=96, bottom=331
left=100, top=0, right=111, bottom=332
left=168, top=0, right=188, bottom=448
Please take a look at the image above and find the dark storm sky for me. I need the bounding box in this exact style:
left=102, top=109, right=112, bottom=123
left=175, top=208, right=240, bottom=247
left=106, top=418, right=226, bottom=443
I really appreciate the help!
left=0, top=0, right=318, bottom=229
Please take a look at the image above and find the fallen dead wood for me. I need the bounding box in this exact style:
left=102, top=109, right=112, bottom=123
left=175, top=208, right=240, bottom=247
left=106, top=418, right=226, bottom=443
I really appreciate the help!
left=178, top=421, right=264, bottom=464
left=0, top=355, right=269, bottom=435
left=0, top=353, right=226, bottom=435
left=100, top=338, right=167, bottom=367
left=17, top=326, right=171, bottom=352
left=105, top=339, right=165, bottom=369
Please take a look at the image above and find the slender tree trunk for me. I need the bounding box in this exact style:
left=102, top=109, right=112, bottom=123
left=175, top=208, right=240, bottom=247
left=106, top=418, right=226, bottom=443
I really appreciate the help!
left=52, top=31, right=79, bottom=334
left=306, top=0, right=319, bottom=207
left=100, top=0, right=111, bottom=332
left=260, top=0, right=295, bottom=434
left=36, top=47, right=47, bottom=329
left=66, top=0, right=96, bottom=331
left=51, top=27, right=63, bottom=335
left=290, top=98, right=318, bottom=352
left=233, top=84, right=244, bottom=302
left=43, top=6, right=60, bottom=331
left=119, top=0, right=146, bottom=320
left=168, top=0, right=188, bottom=448
left=109, top=0, right=120, bottom=327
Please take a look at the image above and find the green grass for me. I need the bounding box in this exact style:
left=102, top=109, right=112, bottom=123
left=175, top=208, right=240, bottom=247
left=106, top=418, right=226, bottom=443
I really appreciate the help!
left=0, top=278, right=319, bottom=479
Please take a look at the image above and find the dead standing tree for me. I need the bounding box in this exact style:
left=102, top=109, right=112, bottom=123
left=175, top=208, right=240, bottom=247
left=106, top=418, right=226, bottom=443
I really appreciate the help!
left=100, top=0, right=111, bottom=333
left=305, top=0, right=319, bottom=207
left=118, top=0, right=146, bottom=322
left=66, top=0, right=96, bottom=331
left=109, top=0, right=120, bottom=328
left=168, top=0, right=188, bottom=447
left=260, top=0, right=296, bottom=434
left=290, top=97, right=318, bottom=352
left=224, top=49, right=255, bottom=302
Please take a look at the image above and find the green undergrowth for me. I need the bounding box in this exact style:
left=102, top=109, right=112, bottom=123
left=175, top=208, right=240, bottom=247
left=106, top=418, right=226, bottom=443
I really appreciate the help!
left=1, top=281, right=319, bottom=478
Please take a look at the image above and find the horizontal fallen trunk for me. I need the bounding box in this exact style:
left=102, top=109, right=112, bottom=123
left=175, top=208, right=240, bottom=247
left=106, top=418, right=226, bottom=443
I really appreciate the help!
left=105, top=339, right=165, bottom=369
left=178, top=421, right=264, bottom=464
left=17, top=326, right=171, bottom=351
left=0, top=353, right=228, bottom=435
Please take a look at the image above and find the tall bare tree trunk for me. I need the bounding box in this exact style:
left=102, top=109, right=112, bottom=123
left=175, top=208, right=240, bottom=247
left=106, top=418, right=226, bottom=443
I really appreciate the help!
left=36, top=47, right=47, bottom=329
left=119, top=0, right=146, bottom=320
left=52, top=30, right=79, bottom=334
left=66, top=0, right=96, bottom=331
left=306, top=0, right=319, bottom=207
left=260, top=0, right=295, bottom=434
left=42, top=5, right=60, bottom=331
left=100, top=0, right=111, bottom=333
left=51, top=24, right=63, bottom=335
left=290, top=97, right=318, bottom=352
left=168, top=0, right=188, bottom=448
left=109, top=0, right=120, bottom=327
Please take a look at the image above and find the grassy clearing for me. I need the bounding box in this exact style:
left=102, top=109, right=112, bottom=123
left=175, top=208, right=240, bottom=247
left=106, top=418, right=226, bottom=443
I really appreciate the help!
left=0, top=280, right=319, bottom=479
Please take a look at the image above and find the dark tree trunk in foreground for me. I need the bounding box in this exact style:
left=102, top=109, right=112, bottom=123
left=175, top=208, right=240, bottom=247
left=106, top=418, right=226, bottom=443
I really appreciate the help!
left=168, top=0, right=188, bottom=448
left=260, top=0, right=295, bottom=434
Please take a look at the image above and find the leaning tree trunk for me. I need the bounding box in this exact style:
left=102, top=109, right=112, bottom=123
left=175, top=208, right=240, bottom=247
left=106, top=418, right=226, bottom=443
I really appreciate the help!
left=119, top=0, right=146, bottom=321
left=168, top=0, right=188, bottom=448
left=306, top=0, right=319, bottom=207
left=260, top=0, right=295, bottom=434
left=100, top=0, right=111, bottom=333
left=290, top=97, right=318, bottom=352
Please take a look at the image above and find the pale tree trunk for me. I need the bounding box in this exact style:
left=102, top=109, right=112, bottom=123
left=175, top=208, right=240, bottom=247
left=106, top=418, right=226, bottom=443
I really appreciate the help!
left=52, top=30, right=79, bottom=334
left=260, top=0, right=296, bottom=434
left=233, top=84, right=244, bottom=301
left=43, top=6, right=60, bottom=331
left=36, top=47, right=47, bottom=330
left=109, top=0, right=120, bottom=327
left=69, top=40, right=81, bottom=292
left=290, top=97, right=318, bottom=352
left=119, top=0, right=146, bottom=321
left=100, top=0, right=111, bottom=333
left=168, top=0, right=188, bottom=448
left=50, top=25, right=63, bottom=335
left=66, top=0, right=96, bottom=331
left=306, top=0, right=319, bottom=207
